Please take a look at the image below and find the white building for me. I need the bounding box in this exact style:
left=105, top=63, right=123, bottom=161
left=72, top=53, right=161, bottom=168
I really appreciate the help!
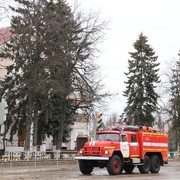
left=67, top=120, right=88, bottom=150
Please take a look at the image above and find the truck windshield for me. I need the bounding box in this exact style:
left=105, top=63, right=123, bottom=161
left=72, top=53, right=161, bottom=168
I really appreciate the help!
left=96, top=133, right=120, bottom=141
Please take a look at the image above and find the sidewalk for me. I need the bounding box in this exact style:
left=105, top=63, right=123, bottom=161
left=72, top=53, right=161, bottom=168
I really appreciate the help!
left=0, top=160, right=78, bottom=175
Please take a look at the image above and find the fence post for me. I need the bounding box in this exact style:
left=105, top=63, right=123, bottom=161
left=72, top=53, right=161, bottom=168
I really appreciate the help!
left=27, top=151, right=29, bottom=161
left=35, top=151, right=37, bottom=167
left=10, top=151, right=12, bottom=169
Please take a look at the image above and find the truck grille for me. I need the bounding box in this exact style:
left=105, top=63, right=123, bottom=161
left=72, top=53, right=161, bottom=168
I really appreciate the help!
left=84, top=147, right=100, bottom=155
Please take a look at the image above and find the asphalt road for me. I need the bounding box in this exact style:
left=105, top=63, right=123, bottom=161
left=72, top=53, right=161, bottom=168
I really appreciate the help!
left=0, top=160, right=180, bottom=180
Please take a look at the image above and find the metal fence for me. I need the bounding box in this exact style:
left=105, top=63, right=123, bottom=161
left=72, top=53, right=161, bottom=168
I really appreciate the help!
left=0, top=150, right=77, bottom=162
left=1, top=150, right=179, bottom=162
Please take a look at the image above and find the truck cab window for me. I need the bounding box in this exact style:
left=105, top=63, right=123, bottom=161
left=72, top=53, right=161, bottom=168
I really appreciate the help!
left=96, top=133, right=120, bottom=141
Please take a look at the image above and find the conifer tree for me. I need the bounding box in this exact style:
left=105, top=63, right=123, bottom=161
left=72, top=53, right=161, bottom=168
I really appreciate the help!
left=169, top=58, right=180, bottom=150
left=0, top=0, right=51, bottom=150
left=123, top=33, right=160, bottom=126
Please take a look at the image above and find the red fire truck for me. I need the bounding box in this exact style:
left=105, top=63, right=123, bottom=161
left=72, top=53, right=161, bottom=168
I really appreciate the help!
left=75, top=126, right=168, bottom=175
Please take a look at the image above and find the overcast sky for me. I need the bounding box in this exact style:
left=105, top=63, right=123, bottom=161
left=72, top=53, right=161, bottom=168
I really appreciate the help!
left=1, top=0, right=180, bottom=119
left=68, top=0, right=180, bottom=119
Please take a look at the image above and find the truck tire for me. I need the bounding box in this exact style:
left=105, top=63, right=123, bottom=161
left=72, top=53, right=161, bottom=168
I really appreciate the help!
left=124, top=165, right=135, bottom=174
left=138, top=155, right=151, bottom=174
left=150, top=155, right=160, bottom=173
left=107, top=155, right=122, bottom=175
left=79, top=161, right=93, bottom=175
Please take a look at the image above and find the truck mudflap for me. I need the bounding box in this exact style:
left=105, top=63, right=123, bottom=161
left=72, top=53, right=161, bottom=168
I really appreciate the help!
left=75, top=156, right=109, bottom=160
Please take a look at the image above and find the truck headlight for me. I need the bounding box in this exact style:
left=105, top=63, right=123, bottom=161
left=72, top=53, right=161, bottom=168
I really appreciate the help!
left=104, top=150, right=109, bottom=155
left=80, top=150, right=83, bottom=154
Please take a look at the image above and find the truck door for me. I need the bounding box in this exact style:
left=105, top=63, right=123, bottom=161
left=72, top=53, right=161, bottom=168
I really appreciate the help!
left=129, top=134, right=139, bottom=158
left=120, top=134, right=129, bottom=157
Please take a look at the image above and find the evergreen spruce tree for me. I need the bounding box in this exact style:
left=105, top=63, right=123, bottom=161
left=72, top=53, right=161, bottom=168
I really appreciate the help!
left=123, top=33, right=160, bottom=126
left=169, top=58, right=180, bottom=151
left=1, top=0, right=46, bottom=150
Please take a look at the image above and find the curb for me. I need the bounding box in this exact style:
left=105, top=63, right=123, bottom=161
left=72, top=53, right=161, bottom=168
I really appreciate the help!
left=0, top=167, right=62, bottom=175
left=0, top=159, right=77, bottom=167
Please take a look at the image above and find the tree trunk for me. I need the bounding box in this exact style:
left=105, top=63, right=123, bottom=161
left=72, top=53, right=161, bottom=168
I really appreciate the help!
left=24, top=96, right=33, bottom=151
left=56, top=111, right=65, bottom=150
left=52, top=132, right=58, bottom=150
left=33, top=107, right=38, bottom=151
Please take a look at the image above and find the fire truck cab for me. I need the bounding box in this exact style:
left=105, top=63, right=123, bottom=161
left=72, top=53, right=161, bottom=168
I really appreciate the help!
left=75, top=126, right=168, bottom=175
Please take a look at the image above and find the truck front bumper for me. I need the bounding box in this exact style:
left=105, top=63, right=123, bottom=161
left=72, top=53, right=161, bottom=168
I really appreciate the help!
left=75, top=156, right=109, bottom=160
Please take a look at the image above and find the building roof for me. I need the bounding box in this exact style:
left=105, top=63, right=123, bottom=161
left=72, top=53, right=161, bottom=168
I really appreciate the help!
left=0, top=27, right=11, bottom=46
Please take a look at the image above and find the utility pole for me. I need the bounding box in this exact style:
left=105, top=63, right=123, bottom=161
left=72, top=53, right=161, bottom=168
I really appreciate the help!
left=93, top=112, right=96, bottom=141
left=88, top=109, right=96, bottom=141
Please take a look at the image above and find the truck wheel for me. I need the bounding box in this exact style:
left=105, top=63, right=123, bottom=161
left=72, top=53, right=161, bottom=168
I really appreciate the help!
left=138, top=155, right=151, bottom=174
left=150, top=155, right=160, bottom=173
left=107, top=155, right=122, bottom=175
left=79, top=161, right=93, bottom=175
left=124, top=165, right=135, bottom=174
